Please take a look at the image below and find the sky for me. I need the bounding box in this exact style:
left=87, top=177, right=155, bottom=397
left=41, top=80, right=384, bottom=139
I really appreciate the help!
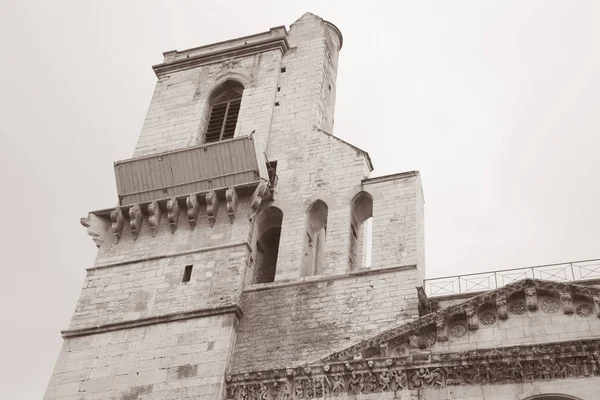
left=1, top=0, right=599, bottom=398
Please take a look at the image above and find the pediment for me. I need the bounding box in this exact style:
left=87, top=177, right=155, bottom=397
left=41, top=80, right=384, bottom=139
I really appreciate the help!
left=321, top=279, right=600, bottom=363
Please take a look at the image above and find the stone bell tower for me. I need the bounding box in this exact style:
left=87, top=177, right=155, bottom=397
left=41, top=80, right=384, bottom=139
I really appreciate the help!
left=44, top=13, right=425, bottom=400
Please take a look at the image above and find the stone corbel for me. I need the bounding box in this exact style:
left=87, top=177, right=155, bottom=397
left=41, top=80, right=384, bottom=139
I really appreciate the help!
left=167, top=197, right=180, bottom=233
left=206, top=190, right=220, bottom=227
left=129, top=204, right=143, bottom=240
left=496, top=297, right=508, bottom=320
left=249, top=180, right=269, bottom=214
left=559, top=291, right=574, bottom=315
left=80, top=213, right=109, bottom=247
left=436, top=317, right=449, bottom=342
left=226, top=187, right=238, bottom=223
left=466, top=307, right=479, bottom=330
left=110, top=207, right=125, bottom=244
left=525, top=288, right=538, bottom=311
left=148, top=201, right=162, bottom=237
left=187, top=193, right=201, bottom=230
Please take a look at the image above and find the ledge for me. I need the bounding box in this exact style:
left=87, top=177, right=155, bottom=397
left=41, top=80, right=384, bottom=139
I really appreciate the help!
left=61, top=304, right=243, bottom=338
left=362, top=171, right=418, bottom=185
left=243, top=264, right=417, bottom=293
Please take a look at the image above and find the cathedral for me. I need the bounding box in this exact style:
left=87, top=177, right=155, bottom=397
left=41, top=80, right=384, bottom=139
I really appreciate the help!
left=44, top=13, right=600, bottom=400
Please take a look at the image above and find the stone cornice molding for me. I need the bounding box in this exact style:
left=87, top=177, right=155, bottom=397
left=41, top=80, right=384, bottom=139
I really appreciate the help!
left=322, top=279, right=600, bottom=363
left=226, top=338, right=600, bottom=399
left=153, top=27, right=290, bottom=77
left=62, top=304, right=243, bottom=338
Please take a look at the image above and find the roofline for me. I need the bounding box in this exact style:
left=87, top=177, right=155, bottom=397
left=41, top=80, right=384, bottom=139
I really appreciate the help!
left=313, top=126, right=373, bottom=171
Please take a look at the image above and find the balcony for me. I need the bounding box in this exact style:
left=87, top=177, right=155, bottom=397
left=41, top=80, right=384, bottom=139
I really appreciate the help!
left=114, top=136, right=268, bottom=205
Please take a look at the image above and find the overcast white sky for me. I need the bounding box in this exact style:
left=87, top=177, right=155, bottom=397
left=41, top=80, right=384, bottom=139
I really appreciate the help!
left=1, top=1, right=599, bottom=398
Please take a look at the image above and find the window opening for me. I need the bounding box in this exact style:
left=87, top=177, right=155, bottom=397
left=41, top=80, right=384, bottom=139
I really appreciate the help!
left=205, top=82, right=243, bottom=143
left=182, top=265, right=193, bottom=282
left=348, top=192, right=373, bottom=270
left=301, top=200, right=328, bottom=276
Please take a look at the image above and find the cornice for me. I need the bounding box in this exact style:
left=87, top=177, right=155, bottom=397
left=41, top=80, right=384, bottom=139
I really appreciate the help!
left=61, top=304, right=243, bottom=338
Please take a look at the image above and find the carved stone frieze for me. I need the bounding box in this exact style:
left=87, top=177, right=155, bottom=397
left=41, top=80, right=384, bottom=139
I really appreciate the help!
left=148, top=201, right=162, bottom=237
left=448, top=323, right=467, bottom=338
left=226, top=187, right=238, bottom=223
left=129, top=204, right=143, bottom=240
left=480, top=312, right=497, bottom=326
left=250, top=180, right=269, bottom=214
left=226, top=339, right=600, bottom=399
left=466, top=307, right=479, bottom=330
left=541, top=298, right=560, bottom=314
left=80, top=213, right=109, bottom=247
left=509, top=300, right=526, bottom=315
left=206, top=190, right=220, bottom=227
left=576, top=304, right=594, bottom=318
left=186, top=193, right=201, bottom=230
left=166, top=197, right=180, bottom=234
left=436, top=317, right=448, bottom=342
left=525, top=287, right=538, bottom=311
left=110, top=207, right=125, bottom=244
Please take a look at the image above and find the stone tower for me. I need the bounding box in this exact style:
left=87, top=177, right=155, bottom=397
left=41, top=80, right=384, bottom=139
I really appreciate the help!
left=44, top=13, right=425, bottom=400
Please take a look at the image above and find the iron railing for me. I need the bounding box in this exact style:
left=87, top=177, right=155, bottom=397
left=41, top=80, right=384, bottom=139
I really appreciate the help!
left=424, top=258, right=600, bottom=297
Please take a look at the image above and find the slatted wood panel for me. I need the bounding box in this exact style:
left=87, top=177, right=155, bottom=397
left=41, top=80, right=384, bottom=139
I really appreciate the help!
left=114, top=136, right=266, bottom=205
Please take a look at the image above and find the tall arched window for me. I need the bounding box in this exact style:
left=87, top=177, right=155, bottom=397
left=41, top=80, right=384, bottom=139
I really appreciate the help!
left=204, top=81, right=243, bottom=143
left=301, top=200, right=328, bottom=277
left=348, top=192, right=373, bottom=270
left=253, top=206, right=283, bottom=284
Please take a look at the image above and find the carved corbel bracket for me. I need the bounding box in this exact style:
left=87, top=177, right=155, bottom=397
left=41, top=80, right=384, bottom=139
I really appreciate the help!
left=226, top=187, right=238, bottom=223
left=249, top=181, right=269, bottom=215
left=206, top=190, right=220, bottom=227
left=560, top=291, right=574, bottom=314
left=110, top=207, right=125, bottom=244
left=496, top=297, right=508, bottom=320
left=129, top=204, right=143, bottom=240
left=525, top=288, right=538, bottom=311
left=148, top=201, right=162, bottom=237
left=436, top=317, right=449, bottom=342
left=187, top=193, right=201, bottom=230
left=80, top=213, right=109, bottom=247
left=466, top=307, right=479, bottom=330
left=167, top=197, right=180, bottom=234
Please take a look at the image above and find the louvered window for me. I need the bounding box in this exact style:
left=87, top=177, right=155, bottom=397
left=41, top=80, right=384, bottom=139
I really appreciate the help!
left=204, top=84, right=243, bottom=143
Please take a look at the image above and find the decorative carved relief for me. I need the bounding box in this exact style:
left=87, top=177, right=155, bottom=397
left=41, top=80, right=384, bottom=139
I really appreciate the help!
left=436, top=317, right=448, bottom=342
left=466, top=307, right=479, bottom=330
left=110, top=207, right=125, bottom=244
left=147, top=201, right=161, bottom=237
left=541, top=298, right=560, bottom=314
left=509, top=301, right=526, bottom=315
left=525, top=287, right=538, bottom=311
left=321, top=279, right=600, bottom=363
left=226, top=187, right=238, bottom=223
left=129, top=204, right=143, bottom=240
left=206, top=190, right=220, bottom=227
left=480, top=312, right=497, bottom=326
left=226, top=339, right=600, bottom=399
left=560, top=291, right=574, bottom=314
left=448, top=323, right=467, bottom=338
left=496, top=297, right=508, bottom=320
left=186, top=193, right=200, bottom=230
left=576, top=304, right=594, bottom=318
left=250, top=181, right=269, bottom=214
left=166, top=197, right=180, bottom=233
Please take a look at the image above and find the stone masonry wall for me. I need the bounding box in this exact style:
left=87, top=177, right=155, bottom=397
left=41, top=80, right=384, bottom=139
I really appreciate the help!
left=231, top=266, right=420, bottom=373
left=133, top=49, right=282, bottom=158
left=45, top=314, right=237, bottom=400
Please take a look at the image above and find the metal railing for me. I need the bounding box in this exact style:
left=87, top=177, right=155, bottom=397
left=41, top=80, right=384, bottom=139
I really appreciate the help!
left=424, top=258, right=600, bottom=297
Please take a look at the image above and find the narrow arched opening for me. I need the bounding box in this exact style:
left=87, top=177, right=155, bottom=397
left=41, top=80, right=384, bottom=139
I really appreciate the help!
left=348, top=192, right=373, bottom=270
left=525, top=395, right=583, bottom=400
left=204, top=80, right=243, bottom=143
left=253, top=206, right=283, bottom=284
left=301, top=200, right=328, bottom=277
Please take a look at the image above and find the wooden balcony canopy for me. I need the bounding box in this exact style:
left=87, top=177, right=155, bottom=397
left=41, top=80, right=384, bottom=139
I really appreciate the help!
left=114, top=136, right=268, bottom=205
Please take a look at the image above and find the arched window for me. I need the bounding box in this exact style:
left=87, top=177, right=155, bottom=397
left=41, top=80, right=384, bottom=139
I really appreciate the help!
left=525, top=395, right=582, bottom=400
left=253, top=206, right=283, bottom=284
left=204, top=81, right=243, bottom=143
left=301, top=200, right=328, bottom=276
left=348, top=192, right=373, bottom=270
